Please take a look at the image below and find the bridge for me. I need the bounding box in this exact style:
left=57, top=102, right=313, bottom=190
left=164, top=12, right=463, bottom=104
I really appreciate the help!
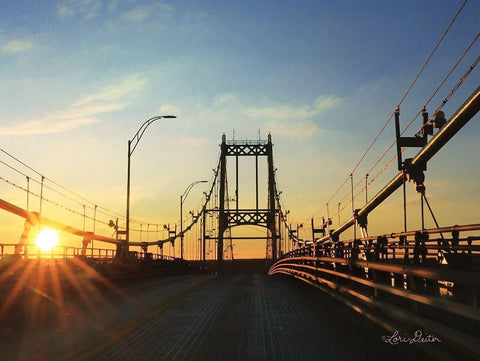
left=0, top=84, right=479, bottom=360
left=1, top=43, right=480, bottom=361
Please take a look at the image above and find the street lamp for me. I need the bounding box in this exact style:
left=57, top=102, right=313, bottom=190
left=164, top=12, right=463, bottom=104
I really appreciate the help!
left=180, top=180, right=208, bottom=259
left=126, top=115, right=176, bottom=254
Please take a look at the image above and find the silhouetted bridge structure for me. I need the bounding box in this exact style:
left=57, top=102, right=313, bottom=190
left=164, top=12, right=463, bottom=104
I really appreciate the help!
left=1, top=85, right=479, bottom=360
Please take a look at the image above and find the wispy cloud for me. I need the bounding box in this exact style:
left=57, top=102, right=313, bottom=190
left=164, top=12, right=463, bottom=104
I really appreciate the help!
left=108, top=0, right=119, bottom=13
left=358, top=76, right=388, bottom=93
left=73, top=73, right=147, bottom=107
left=0, top=118, right=97, bottom=136
left=2, top=39, right=33, bottom=54
left=121, top=2, right=174, bottom=23
left=242, top=95, right=341, bottom=138
left=96, top=44, right=114, bottom=53
left=245, top=95, right=341, bottom=120
left=0, top=73, right=147, bottom=136
left=63, top=102, right=126, bottom=119
left=314, top=95, right=342, bottom=110
left=265, top=120, right=320, bottom=139
left=213, top=93, right=236, bottom=107
left=58, top=0, right=102, bottom=20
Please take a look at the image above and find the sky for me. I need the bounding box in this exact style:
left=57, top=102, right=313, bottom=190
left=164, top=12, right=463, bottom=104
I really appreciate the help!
left=0, top=0, right=479, bottom=259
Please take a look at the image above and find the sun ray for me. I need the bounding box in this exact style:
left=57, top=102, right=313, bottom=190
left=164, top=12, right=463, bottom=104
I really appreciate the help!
left=28, top=260, right=47, bottom=329
left=24, top=282, right=62, bottom=306
left=0, top=259, right=38, bottom=317
left=0, top=258, right=25, bottom=286
left=56, top=261, right=97, bottom=315
left=48, top=260, right=67, bottom=328
left=70, top=257, right=132, bottom=302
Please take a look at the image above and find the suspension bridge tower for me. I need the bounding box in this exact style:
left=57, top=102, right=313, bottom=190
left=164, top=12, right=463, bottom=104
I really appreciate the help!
left=215, top=133, right=280, bottom=272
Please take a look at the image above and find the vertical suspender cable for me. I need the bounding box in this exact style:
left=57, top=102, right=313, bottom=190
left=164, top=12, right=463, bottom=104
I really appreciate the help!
left=351, top=174, right=356, bottom=240
left=39, top=176, right=45, bottom=214
left=421, top=194, right=425, bottom=230
left=338, top=203, right=341, bottom=227
left=365, top=174, right=368, bottom=204
left=26, top=176, right=30, bottom=211
left=403, top=172, right=407, bottom=233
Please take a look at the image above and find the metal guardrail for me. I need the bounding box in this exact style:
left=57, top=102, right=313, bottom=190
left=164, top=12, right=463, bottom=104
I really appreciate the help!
left=270, top=224, right=480, bottom=360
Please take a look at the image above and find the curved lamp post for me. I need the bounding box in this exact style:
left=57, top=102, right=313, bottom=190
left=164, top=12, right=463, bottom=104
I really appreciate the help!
left=180, top=180, right=208, bottom=259
left=126, top=115, right=176, bottom=253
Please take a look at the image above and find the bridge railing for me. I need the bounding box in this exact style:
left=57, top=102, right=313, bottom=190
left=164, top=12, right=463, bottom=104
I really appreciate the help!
left=270, top=223, right=480, bottom=360
left=283, top=224, right=480, bottom=261
left=225, top=139, right=268, bottom=145
left=0, top=243, right=174, bottom=262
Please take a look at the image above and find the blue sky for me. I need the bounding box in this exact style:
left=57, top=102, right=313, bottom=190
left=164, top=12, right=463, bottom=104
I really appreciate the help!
left=0, top=0, right=479, bottom=257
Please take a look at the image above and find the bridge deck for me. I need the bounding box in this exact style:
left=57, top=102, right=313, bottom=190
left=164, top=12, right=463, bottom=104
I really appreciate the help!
left=96, top=274, right=356, bottom=361
left=2, top=273, right=428, bottom=361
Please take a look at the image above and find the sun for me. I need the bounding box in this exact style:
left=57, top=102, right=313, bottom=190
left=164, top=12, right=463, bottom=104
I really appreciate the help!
left=35, top=228, right=60, bottom=252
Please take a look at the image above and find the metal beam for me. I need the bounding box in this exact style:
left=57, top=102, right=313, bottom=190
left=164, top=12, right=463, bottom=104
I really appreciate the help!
left=0, top=198, right=29, bottom=218
left=0, top=198, right=120, bottom=245
left=320, top=86, right=480, bottom=242
left=217, top=134, right=228, bottom=272
left=267, top=134, right=277, bottom=260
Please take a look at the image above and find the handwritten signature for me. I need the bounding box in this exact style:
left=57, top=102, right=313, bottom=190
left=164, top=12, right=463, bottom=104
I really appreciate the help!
left=381, top=330, right=441, bottom=345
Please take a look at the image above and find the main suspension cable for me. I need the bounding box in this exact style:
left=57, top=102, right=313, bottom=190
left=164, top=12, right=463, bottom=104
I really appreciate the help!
left=308, top=0, right=469, bottom=222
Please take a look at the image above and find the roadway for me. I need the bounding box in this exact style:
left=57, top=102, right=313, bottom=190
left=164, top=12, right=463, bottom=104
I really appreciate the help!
left=1, top=272, right=431, bottom=361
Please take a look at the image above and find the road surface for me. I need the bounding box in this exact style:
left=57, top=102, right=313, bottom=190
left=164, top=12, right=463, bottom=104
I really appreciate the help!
left=1, top=273, right=429, bottom=360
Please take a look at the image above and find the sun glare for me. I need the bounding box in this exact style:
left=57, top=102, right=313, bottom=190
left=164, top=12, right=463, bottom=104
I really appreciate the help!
left=35, top=228, right=59, bottom=252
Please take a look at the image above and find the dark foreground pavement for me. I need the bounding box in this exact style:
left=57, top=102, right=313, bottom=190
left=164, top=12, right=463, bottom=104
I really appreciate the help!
left=1, top=273, right=432, bottom=361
